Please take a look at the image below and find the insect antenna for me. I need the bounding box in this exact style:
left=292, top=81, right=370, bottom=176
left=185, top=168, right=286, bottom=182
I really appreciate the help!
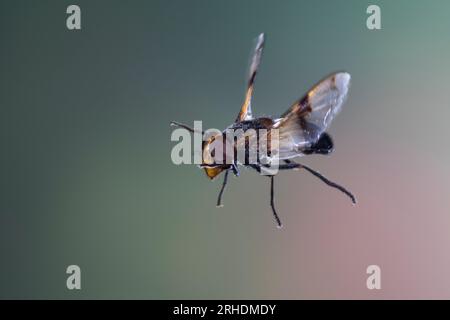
left=170, top=121, right=203, bottom=134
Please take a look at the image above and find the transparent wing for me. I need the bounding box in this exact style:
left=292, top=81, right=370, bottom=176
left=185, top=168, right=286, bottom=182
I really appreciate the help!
left=274, top=72, right=351, bottom=159
left=235, top=33, right=265, bottom=122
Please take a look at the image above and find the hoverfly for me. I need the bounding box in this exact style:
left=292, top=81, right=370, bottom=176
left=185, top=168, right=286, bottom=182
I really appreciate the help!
left=171, top=33, right=356, bottom=228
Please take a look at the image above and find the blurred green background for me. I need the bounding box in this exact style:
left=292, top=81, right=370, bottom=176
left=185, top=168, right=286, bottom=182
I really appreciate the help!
left=2, top=0, right=450, bottom=299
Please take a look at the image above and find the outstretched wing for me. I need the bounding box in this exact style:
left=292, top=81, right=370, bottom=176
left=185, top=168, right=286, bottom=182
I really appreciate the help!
left=235, top=33, right=265, bottom=122
left=274, top=72, right=351, bottom=159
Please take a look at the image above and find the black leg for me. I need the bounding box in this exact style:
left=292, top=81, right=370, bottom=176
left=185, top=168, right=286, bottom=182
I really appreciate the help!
left=270, top=176, right=283, bottom=229
left=231, top=164, right=240, bottom=176
left=170, top=121, right=203, bottom=134
left=216, top=169, right=230, bottom=207
left=278, top=160, right=356, bottom=204
left=249, top=164, right=261, bottom=173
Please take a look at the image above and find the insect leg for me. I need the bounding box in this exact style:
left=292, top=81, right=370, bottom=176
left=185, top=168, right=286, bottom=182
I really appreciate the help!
left=216, top=169, right=230, bottom=207
left=279, top=160, right=356, bottom=204
left=249, top=164, right=261, bottom=173
left=170, top=121, right=203, bottom=134
left=231, top=164, right=240, bottom=176
left=270, top=176, right=283, bottom=229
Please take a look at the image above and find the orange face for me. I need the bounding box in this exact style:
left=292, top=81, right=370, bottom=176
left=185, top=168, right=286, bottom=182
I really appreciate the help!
left=202, top=135, right=230, bottom=180
left=203, top=166, right=227, bottom=179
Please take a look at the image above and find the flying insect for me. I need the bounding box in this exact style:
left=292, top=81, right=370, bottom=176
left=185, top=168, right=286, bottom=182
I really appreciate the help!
left=171, top=33, right=356, bottom=228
